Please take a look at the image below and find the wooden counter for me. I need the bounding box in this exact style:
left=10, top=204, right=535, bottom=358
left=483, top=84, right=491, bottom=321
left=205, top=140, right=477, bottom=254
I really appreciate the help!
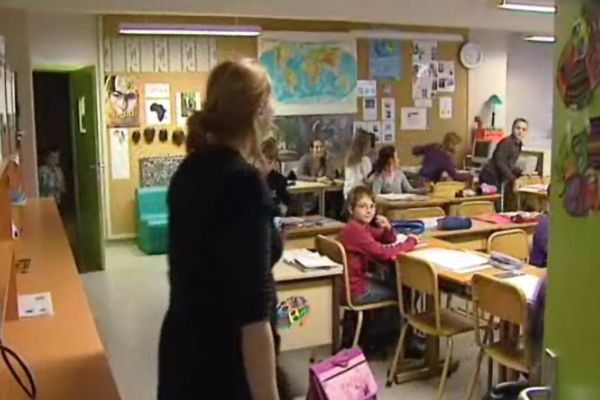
left=0, top=199, right=120, bottom=400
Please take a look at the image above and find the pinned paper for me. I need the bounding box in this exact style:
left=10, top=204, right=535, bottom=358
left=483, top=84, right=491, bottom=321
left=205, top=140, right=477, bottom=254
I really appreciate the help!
left=145, top=98, right=171, bottom=125
left=109, top=128, right=130, bottom=180
left=18, top=292, right=54, bottom=318
left=363, top=97, right=378, bottom=121
left=145, top=83, right=170, bottom=98
left=382, top=121, right=395, bottom=143
left=401, top=107, right=427, bottom=131
left=415, top=99, right=433, bottom=108
left=366, top=121, right=382, bottom=142
left=357, top=80, right=377, bottom=97
left=439, top=96, right=453, bottom=119
left=436, top=61, right=456, bottom=93
left=382, top=97, right=395, bottom=121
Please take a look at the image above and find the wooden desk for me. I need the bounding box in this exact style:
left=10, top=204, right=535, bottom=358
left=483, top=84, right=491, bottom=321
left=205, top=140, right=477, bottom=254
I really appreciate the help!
left=288, top=180, right=343, bottom=216
left=424, top=219, right=538, bottom=251
left=517, top=187, right=548, bottom=211
left=0, top=199, right=120, bottom=400
left=445, top=194, right=502, bottom=216
left=284, top=217, right=345, bottom=249
left=392, top=237, right=544, bottom=385
left=273, top=261, right=342, bottom=353
left=377, top=194, right=502, bottom=218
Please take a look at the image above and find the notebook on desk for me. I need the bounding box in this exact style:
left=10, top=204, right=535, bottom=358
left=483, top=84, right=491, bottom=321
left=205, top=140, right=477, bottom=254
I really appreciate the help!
left=377, top=193, right=429, bottom=201
left=282, top=249, right=343, bottom=271
left=409, top=248, right=490, bottom=274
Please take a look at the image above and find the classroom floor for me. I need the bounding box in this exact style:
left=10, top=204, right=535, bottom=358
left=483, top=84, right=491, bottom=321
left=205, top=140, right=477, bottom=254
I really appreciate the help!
left=82, top=241, right=493, bottom=400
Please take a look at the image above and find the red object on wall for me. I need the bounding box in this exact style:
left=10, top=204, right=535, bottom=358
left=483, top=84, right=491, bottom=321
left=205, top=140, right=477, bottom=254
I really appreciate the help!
left=474, top=128, right=505, bottom=143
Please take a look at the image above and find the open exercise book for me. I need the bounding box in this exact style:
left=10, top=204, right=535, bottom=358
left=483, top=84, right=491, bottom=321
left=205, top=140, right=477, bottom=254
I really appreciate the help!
left=282, top=249, right=343, bottom=272
left=377, top=193, right=429, bottom=201
left=408, top=248, right=490, bottom=274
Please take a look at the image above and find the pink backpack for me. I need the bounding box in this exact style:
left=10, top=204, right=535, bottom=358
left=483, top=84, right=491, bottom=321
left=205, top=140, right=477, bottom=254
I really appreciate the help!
left=307, top=347, right=378, bottom=400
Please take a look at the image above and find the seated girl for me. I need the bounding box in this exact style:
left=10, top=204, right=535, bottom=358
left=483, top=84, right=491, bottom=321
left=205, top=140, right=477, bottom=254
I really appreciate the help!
left=344, top=129, right=373, bottom=198
left=370, top=146, right=427, bottom=195
left=259, top=137, right=294, bottom=216
left=339, top=186, right=418, bottom=304
left=412, top=132, right=472, bottom=184
left=297, top=138, right=336, bottom=182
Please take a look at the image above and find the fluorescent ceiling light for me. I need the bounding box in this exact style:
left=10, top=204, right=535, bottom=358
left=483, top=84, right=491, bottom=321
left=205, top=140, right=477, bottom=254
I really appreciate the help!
left=524, top=35, right=556, bottom=43
left=498, top=1, right=556, bottom=14
left=119, top=23, right=261, bottom=37
left=350, top=30, right=463, bottom=42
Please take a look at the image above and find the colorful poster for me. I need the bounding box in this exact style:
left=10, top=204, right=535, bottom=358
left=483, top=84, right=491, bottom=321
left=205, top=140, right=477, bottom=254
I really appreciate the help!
left=401, top=107, right=427, bottom=131
left=105, top=75, right=140, bottom=127
left=369, top=39, right=402, bottom=80
left=259, top=32, right=358, bottom=116
left=176, top=92, right=201, bottom=127
left=109, top=128, right=130, bottom=180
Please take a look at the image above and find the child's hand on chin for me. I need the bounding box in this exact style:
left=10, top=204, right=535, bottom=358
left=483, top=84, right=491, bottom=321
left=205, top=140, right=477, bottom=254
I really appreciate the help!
left=375, top=215, right=391, bottom=230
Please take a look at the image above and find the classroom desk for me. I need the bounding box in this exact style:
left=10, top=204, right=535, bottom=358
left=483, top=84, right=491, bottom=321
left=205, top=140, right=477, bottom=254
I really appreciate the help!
left=273, top=261, right=342, bottom=353
left=284, top=217, right=345, bottom=249
left=392, top=237, right=545, bottom=385
left=288, top=180, right=343, bottom=216
left=377, top=194, right=502, bottom=217
left=424, top=218, right=538, bottom=251
left=517, top=186, right=548, bottom=211
left=0, top=199, right=120, bottom=400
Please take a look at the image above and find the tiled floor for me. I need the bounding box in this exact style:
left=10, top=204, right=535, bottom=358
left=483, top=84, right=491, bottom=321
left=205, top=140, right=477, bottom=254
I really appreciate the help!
left=82, top=241, right=492, bottom=400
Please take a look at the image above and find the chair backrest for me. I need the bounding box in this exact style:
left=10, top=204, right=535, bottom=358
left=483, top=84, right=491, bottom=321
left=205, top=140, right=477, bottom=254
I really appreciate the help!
left=471, top=274, right=528, bottom=327
left=396, top=255, right=441, bottom=329
left=456, top=201, right=495, bottom=217
left=513, top=175, right=543, bottom=191
left=387, top=207, right=446, bottom=220
left=487, top=229, right=530, bottom=262
left=136, top=186, right=168, bottom=218
left=433, top=181, right=467, bottom=199
left=315, top=235, right=354, bottom=306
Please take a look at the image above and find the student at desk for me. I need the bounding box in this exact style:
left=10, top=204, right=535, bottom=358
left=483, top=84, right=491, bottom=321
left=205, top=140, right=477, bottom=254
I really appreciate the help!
left=259, top=137, right=294, bottom=216
left=412, top=132, right=472, bottom=184
left=297, top=138, right=336, bottom=182
left=370, top=145, right=427, bottom=195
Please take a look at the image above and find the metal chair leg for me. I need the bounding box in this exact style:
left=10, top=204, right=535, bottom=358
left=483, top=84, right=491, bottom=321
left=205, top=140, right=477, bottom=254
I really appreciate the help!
left=339, top=308, right=346, bottom=349
left=465, top=348, right=485, bottom=400
left=352, top=311, right=364, bottom=348
left=386, top=323, right=409, bottom=386
left=436, top=337, right=454, bottom=400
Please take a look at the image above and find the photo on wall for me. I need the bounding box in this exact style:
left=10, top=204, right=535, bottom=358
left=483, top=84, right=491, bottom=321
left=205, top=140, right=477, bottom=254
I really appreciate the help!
left=105, top=75, right=140, bottom=127
left=176, top=92, right=201, bottom=127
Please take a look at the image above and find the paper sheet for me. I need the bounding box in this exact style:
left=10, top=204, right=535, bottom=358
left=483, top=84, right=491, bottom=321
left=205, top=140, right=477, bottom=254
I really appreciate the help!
left=283, top=249, right=342, bottom=269
left=176, top=91, right=201, bottom=127
left=145, top=98, right=171, bottom=125
left=381, top=121, right=395, bottom=143
left=504, top=274, right=540, bottom=301
left=401, top=107, right=427, bottom=131
left=18, top=292, right=54, bottom=318
left=382, top=97, right=395, bottom=121
left=109, top=128, right=130, bottom=180
left=357, top=80, right=377, bottom=97
left=145, top=83, right=170, bottom=98
left=415, top=98, right=433, bottom=108
left=362, top=97, right=378, bottom=121
left=409, top=248, right=490, bottom=273
left=436, top=61, right=456, bottom=93
left=412, top=76, right=434, bottom=100
left=439, top=96, right=453, bottom=119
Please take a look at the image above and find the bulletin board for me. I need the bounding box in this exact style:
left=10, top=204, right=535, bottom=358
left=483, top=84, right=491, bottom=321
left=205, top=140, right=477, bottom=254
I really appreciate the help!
left=102, top=15, right=468, bottom=237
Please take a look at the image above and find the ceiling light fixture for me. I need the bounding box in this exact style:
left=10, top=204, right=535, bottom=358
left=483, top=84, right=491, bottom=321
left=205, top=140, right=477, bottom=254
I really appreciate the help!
left=524, top=35, right=556, bottom=43
left=119, top=23, right=262, bottom=37
left=497, top=1, right=556, bottom=14
left=349, top=30, right=463, bottom=42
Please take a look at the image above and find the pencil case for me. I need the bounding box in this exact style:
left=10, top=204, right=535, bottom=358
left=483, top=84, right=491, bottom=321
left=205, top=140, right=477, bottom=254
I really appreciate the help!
left=489, top=251, right=524, bottom=270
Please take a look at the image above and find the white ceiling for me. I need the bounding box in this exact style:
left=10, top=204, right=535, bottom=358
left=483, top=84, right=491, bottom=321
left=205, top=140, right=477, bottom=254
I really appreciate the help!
left=0, top=0, right=554, bottom=34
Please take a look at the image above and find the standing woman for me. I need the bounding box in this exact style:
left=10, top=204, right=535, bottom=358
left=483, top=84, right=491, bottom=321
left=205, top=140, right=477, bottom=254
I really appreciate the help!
left=159, top=59, right=281, bottom=400
left=479, top=118, right=529, bottom=189
left=344, top=129, right=373, bottom=197
left=412, top=132, right=472, bottom=184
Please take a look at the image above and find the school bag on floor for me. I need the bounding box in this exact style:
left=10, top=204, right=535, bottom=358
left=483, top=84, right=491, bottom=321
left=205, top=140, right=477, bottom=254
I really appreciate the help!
left=307, top=347, right=377, bottom=400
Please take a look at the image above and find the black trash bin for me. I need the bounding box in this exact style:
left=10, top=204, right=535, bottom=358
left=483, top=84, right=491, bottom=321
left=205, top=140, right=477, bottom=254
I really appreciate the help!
left=483, top=381, right=530, bottom=400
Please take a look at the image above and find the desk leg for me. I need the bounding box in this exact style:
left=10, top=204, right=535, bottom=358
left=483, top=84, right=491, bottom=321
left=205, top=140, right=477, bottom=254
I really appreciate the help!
left=319, top=190, right=326, bottom=216
left=331, top=276, right=341, bottom=354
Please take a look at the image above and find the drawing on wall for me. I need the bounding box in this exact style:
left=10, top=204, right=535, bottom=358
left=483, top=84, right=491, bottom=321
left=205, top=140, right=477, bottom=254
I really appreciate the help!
left=145, top=98, right=171, bottom=125
left=259, top=32, right=358, bottom=115
left=176, top=92, right=201, bottom=127
left=273, top=114, right=355, bottom=163
left=105, top=75, right=140, bottom=127
left=109, top=128, right=130, bottom=180
left=556, top=0, right=600, bottom=217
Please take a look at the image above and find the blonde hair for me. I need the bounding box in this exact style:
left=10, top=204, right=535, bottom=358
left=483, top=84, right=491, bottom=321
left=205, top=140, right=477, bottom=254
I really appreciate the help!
left=346, top=129, right=371, bottom=167
left=442, top=132, right=461, bottom=153
left=186, top=58, right=271, bottom=157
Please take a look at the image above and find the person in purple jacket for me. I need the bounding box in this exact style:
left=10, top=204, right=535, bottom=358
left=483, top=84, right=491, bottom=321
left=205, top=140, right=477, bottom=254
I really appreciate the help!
left=412, top=132, right=472, bottom=183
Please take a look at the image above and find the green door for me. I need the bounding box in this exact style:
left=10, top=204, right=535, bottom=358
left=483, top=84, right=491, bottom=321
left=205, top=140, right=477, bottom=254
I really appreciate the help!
left=69, top=66, right=104, bottom=272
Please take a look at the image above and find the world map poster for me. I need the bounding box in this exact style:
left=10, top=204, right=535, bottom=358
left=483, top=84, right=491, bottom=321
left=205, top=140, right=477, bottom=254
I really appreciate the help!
left=259, top=32, right=358, bottom=116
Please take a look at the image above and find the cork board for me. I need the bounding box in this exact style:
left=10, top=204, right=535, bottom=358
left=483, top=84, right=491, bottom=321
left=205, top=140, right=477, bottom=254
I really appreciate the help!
left=102, top=16, right=468, bottom=237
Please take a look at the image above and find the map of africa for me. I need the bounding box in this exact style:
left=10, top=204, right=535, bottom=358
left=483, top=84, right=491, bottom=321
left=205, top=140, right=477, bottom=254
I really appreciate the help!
left=259, top=38, right=358, bottom=116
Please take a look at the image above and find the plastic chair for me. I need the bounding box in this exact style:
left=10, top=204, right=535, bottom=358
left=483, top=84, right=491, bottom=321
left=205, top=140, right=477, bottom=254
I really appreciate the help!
left=387, top=255, right=473, bottom=399
left=466, top=274, right=532, bottom=400
left=387, top=206, right=446, bottom=221
left=315, top=235, right=398, bottom=349
left=457, top=201, right=495, bottom=217
left=487, top=229, right=530, bottom=263
left=433, top=181, right=467, bottom=199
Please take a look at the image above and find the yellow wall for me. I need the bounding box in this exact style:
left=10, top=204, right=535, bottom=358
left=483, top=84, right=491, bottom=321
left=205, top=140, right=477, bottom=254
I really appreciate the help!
left=102, top=15, right=468, bottom=237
